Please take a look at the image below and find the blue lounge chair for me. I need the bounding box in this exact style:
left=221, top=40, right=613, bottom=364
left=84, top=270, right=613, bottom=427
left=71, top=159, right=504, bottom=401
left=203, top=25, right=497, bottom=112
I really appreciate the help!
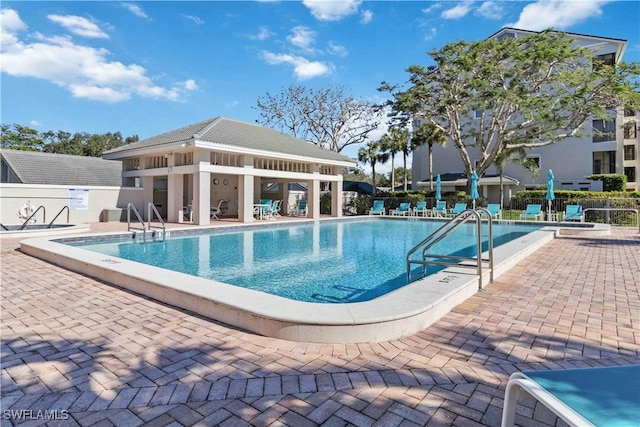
left=433, top=200, right=447, bottom=217
left=413, top=201, right=428, bottom=217
left=448, top=203, right=468, bottom=216
left=486, top=203, right=502, bottom=220
left=294, top=199, right=308, bottom=217
left=391, top=202, right=412, bottom=216
left=520, top=204, right=542, bottom=221
left=563, top=204, right=583, bottom=222
left=369, top=200, right=385, bottom=215
left=502, top=365, right=640, bottom=427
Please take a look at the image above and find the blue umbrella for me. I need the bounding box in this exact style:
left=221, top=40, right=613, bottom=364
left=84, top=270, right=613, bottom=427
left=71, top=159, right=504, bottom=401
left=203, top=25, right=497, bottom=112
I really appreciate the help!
left=470, top=171, right=480, bottom=209
left=546, top=169, right=555, bottom=220
left=435, top=174, right=442, bottom=201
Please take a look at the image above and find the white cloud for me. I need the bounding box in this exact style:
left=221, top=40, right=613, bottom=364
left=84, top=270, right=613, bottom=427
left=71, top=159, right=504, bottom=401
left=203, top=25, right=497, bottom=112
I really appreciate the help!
left=182, top=15, right=204, bottom=25
left=1, top=9, right=27, bottom=45
left=441, top=1, right=473, bottom=19
left=303, top=0, right=362, bottom=21
left=327, top=41, right=348, bottom=57
left=48, top=15, right=109, bottom=39
left=360, top=9, right=373, bottom=24
left=424, top=27, right=438, bottom=42
left=508, top=0, right=609, bottom=30
left=0, top=11, right=195, bottom=103
left=476, top=2, right=504, bottom=20
left=261, top=51, right=333, bottom=79
left=249, top=26, right=274, bottom=41
left=121, top=3, right=148, bottom=19
left=30, top=120, right=42, bottom=127
left=422, top=3, right=443, bottom=14
left=287, top=26, right=316, bottom=52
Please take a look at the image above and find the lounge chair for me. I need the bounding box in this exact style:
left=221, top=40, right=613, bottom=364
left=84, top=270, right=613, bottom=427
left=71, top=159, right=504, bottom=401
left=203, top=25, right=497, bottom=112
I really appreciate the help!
left=448, top=202, right=468, bottom=216
left=294, top=199, right=308, bottom=217
left=501, top=365, right=640, bottom=427
left=390, top=202, right=412, bottom=216
left=210, top=199, right=228, bottom=220
left=413, top=201, right=428, bottom=217
left=369, top=200, right=385, bottom=216
left=433, top=200, right=447, bottom=217
left=485, top=203, right=502, bottom=220
left=520, top=204, right=542, bottom=221
left=563, top=204, right=583, bottom=222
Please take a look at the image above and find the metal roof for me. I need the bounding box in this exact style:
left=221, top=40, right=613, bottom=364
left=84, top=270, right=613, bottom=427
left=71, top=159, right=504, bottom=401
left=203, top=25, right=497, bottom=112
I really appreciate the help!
left=0, top=149, right=123, bottom=186
left=104, top=117, right=356, bottom=164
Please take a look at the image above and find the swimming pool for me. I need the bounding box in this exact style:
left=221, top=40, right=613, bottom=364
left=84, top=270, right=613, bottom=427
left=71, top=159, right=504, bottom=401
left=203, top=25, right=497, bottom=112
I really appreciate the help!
left=21, top=217, right=559, bottom=342
left=71, top=219, right=541, bottom=303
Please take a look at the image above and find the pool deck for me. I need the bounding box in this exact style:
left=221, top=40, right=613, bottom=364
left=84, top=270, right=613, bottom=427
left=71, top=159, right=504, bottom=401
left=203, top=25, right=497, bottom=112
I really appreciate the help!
left=1, top=220, right=639, bottom=426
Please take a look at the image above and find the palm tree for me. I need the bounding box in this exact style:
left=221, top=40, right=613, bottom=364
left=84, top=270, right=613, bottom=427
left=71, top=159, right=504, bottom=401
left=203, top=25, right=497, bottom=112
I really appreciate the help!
left=387, top=128, right=410, bottom=190
left=379, top=133, right=403, bottom=190
left=358, top=140, right=389, bottom=196
left=411, top=122, right=447, bottom=190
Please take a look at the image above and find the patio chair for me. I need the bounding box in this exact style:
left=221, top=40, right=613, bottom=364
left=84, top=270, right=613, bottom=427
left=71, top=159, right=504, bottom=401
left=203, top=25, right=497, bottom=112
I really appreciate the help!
left=448, top=202, right=468, bottom=216
left=210, top=199, right=228, bottom=220
left=272, top=200, right=282, bottom=217
left=563, top=204, right=584, bottom=222
left=390, top=202, right=412, bottom=216
left=413, top=201, right=428, bottom=217
left=520, top=204, right=542, bottom=221
left=369, top=200, right=385, bottom=216
left=485, top=203, right=502, bottom=220
left=294, top=199, right=308, bottom=217
left=501, top=365, right=640, bottom=427
left=432, top=200, right=447, bottom=217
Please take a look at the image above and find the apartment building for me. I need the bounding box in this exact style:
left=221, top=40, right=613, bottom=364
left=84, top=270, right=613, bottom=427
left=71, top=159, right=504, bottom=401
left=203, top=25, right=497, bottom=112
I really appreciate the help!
left=412, top=28, right=639, bottom=201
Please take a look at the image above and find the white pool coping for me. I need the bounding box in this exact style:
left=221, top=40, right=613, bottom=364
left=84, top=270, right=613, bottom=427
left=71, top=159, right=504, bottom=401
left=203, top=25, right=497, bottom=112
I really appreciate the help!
left=19, top=218, right=610, bottom=343
left=1, top=223, right=91, bottom=239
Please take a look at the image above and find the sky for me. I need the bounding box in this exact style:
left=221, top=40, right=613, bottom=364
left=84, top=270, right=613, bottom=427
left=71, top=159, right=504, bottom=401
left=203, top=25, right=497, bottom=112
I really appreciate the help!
left=2, top=0, right=639, bottom=173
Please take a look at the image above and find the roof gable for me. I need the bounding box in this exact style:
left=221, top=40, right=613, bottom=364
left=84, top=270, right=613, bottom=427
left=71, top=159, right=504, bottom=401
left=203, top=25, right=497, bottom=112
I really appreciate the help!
left=104, top=117, right=355, bottom=164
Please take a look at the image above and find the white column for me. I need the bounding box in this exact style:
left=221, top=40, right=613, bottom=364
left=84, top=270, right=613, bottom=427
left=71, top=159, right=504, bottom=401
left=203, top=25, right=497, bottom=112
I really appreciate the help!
left=167, top=173, right=183, bottom=223
left=307, top=176, right=321, bottom=219
left=331, top=177, right=343, bottom=218
left=238, top=155, right=255, bottom=223
left=142, top=176, right=154, bottom=221
left=193, top=150, right=211, bottom=225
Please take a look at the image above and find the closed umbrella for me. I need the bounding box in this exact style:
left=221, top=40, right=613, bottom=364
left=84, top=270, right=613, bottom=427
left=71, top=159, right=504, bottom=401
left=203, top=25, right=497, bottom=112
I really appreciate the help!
left=470, top=171, right=480, bottom=209
left=546, top=169, right=555, bottom=221
left=435, top=174, right=442, bottom=201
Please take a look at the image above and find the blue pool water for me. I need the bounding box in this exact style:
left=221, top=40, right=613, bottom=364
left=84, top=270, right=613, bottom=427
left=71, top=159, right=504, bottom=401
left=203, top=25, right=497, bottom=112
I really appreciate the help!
left=72, top=219, right=541, bottom=303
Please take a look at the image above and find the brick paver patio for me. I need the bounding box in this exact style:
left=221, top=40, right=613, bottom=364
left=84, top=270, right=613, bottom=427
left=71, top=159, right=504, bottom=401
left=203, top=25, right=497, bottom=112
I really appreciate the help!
left=1, top=225, right=638, bottom=426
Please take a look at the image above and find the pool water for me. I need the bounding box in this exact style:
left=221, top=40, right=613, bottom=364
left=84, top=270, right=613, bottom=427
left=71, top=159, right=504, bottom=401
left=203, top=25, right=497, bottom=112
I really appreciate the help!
left=73, top=219, right=540, bottom=303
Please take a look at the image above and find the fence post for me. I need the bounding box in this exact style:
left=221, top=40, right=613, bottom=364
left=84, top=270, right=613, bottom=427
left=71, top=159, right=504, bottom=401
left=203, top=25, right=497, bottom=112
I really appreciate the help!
left=606, top=198, right=611, bottom=224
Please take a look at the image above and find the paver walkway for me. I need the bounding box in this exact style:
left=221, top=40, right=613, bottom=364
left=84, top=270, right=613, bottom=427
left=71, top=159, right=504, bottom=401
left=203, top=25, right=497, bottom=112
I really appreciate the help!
left=1, top=226, right=638, bottom=426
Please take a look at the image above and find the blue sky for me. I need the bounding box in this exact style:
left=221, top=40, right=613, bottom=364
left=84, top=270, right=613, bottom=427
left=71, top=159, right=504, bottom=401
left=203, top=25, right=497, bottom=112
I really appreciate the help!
left=2, top=1, right=639, bottom=170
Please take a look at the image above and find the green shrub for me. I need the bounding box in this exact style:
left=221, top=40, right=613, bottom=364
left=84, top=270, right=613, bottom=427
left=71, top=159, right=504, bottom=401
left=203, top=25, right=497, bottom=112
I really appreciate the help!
left=586, top=174, right=627, bottom=191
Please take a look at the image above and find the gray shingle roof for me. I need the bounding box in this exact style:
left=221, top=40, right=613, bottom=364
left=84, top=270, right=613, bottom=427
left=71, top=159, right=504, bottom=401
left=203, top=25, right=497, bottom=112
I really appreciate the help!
left=0, top=149, right=123, bottom=186
left=104, top=117, right=355, bottom=164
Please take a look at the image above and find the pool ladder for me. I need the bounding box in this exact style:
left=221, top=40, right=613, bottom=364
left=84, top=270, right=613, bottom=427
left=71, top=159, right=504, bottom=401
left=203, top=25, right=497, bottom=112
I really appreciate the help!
left=406, top=208, right=494, bottom=290
left=127, top=203, right=166, bottom=241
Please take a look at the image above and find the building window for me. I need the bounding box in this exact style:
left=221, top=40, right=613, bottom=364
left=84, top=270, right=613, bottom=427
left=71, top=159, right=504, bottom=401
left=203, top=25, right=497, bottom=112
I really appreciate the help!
left=592, top=151, right=616, bottom=174
left=593, top=53, right=615, bottom=70
left=624, top=123, right=637, bottom=139
left=526, top=155, right=540, bottom=169
left=624, top=167, right=636, bottom=183
left=592, top=119, right=616, bottom=143
left=624, top=145, right=636, bottom=161
left=624, top=108, right=636, bottom=117
left=474, top=110, right=483, bottom=119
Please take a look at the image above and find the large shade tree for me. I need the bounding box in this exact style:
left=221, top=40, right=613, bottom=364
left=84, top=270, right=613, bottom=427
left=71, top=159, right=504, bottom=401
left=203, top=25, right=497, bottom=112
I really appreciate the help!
left=380, top=29, right=640, bottom=181
left=255, top=84, right=380, bottom=153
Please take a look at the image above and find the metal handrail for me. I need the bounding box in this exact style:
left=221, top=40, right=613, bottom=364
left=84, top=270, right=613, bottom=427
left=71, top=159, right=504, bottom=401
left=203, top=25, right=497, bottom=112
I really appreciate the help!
left=147, top=203, right=166, bottom=240
left=127, top=203, right=146, bottom=238
left=582, top=207, right=640, bottom=233
left=48, top=206, right=70, bottom=228
left=407, top=208, right=494, bottom=289
left=19, top=206, right=46, bottom=230
left=0, top=223, right=8, bottom=231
